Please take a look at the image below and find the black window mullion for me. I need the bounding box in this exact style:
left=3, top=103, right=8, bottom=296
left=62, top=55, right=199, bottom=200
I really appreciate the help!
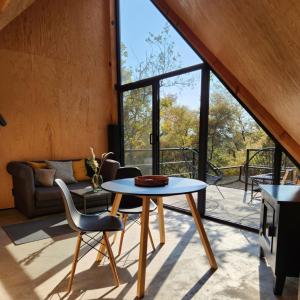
left=198, top=64, right=210, bottom=216
left=273, top=143, right=282, bottom=184
left=152, top=81, right=160, bottom=175
left=115, top=0, right=124, bottom=165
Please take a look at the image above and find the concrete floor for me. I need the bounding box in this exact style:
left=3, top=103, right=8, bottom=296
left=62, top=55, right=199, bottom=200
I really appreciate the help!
left=0, top=208, right=299, bottom=300
left=164, top=185, right=260, bottom=229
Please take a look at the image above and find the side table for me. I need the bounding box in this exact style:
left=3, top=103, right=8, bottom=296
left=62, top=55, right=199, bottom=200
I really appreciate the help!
left=71, top=187, right=110, bottom=214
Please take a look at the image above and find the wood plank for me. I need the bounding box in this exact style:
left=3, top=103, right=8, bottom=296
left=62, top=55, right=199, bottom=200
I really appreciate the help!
left=0, top=0, right=36, bottom=29
left=0, top=0, right=9, bottom=12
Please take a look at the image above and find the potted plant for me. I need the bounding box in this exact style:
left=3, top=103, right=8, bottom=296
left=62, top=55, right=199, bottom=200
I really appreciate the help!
left=87, top=147, right=114, bottom=192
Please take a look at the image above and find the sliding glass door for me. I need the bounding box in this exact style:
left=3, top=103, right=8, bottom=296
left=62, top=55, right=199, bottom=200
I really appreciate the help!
left=159, top=71, right=201, bottom=178
left=123, top=86, right=153, bottom=175
left=159, top=71, right=202, bottom=210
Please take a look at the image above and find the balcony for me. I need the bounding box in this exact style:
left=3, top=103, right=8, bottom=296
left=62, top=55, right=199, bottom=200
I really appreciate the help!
left=125, top=147, right=297, bottom=229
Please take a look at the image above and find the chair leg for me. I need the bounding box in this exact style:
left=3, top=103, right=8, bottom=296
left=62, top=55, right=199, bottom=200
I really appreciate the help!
left=118, top=214, right=128, bottom=257
left=67, top=232, right=82, bottom=293
left=104, top=232, right=120, bottom=286
left=148, top=228, right=155, bottom=251
left=112, top=213, right=122, bottom=247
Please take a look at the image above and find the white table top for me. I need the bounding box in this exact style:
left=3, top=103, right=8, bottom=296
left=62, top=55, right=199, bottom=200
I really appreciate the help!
left=101, top=177, right=207, bottom=196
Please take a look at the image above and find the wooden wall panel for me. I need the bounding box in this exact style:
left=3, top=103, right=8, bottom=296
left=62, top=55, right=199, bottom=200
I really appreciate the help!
left=0, top=0, right=116, bottom=208
left=0, top=0, right=36, bottom=29
left=154, top=0, right=300, bottom=163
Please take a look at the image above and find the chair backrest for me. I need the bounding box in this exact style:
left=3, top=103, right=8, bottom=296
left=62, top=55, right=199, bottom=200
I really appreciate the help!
left=55, top=179, right=81, bottom=232
left=280, top=169, right=291, bottom=184
left=116, top=167, right=142, bottom=179
left=101, top=159, right=121, bottom=182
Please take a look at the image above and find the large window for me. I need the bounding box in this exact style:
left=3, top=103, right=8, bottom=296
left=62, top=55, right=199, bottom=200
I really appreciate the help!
left=159, top=71, right=201, bottom=177
left=117, top=0, right=298, bottom=230
left=206, top=74, right=275, bottom=228
left=120, top=0, right=201, bottom=84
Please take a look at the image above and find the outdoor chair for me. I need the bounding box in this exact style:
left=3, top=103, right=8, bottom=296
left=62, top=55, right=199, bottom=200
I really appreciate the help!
left=250, top=168, right=295, bottom=203
left=206, top=161, right=225, bottom=199
left=55, top=179, right=123, bottom=293
left=112, top=167, right=157, bottom=256
left=180, top=147, right=225, bottom=198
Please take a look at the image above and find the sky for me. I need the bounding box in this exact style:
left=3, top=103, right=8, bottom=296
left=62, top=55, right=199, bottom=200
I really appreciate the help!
left=120, top=0, right=202, bottom=110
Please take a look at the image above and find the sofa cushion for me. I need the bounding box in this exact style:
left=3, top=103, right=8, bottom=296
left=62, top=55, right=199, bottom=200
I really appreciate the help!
left=72, top=159, right=90, bottom=181
left=35, top=181, right=111, bottom=208
left=46, top=160, right=77, bottom=184
left=27, top=161, right=48, bottom=169
left=34, top=168, right=56, bottom=187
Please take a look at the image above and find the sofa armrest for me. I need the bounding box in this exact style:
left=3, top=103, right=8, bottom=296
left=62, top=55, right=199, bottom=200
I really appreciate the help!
left=7, top=161, right=36, bottom=218
left=101, top=159, right=120, bottom=182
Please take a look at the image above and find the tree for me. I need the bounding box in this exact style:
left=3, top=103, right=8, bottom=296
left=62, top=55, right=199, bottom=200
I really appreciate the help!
left=160, top=95, right=199, bottom=148
left=208, top=91, right=273, bottom=167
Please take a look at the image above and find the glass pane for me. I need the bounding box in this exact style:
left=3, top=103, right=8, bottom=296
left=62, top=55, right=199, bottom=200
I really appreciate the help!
left=120, top=0, right=202, bottom=84
left=160, top=71, right=201, bottom=210
left=123, top=86, right=152, bottom=175
left=206, top=73, right=274, bottom=229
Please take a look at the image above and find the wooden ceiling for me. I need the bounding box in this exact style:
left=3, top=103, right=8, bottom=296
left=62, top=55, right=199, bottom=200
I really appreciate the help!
left=153, top=0, right=300, bottom=163
left=0, top=0, right=36, bottom=30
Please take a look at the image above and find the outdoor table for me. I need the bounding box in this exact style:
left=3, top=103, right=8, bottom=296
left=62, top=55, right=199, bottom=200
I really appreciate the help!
left=99, top=176, right=218, bottom=298
left=250, top=173, right=273, bottom=201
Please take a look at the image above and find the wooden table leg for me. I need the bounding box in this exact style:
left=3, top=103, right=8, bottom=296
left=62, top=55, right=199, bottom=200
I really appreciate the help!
left=157, top=197, right=165, bottom=244
left=185, top=193, right=218, bottom=270
left=137, top=196, right=150, bottom=298
left=96, top=193, right=123, bottom=262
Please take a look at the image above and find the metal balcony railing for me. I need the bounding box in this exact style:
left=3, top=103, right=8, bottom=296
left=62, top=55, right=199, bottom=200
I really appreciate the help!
left=124, top=147, right=197, bottom=177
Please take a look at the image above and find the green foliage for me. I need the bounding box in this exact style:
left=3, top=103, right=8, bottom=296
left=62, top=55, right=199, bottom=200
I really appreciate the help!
left=123, top=87, right=152, bottom=151
left=160, top=95, right=199, bottom=149
left=208, top=91, right=272, bottom=167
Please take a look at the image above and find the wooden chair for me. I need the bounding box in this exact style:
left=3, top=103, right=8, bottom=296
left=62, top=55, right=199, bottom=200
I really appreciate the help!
left=292, top=169, right=300, bottom=185
left=55, top=179, right=123, bottom=293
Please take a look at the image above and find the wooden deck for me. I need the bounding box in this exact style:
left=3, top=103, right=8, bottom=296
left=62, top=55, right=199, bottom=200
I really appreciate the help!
left=164, top=184, right=260, bottom=229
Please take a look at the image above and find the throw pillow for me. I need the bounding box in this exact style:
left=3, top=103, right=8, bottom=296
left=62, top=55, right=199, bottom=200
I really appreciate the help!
left=34, top=169, right=56, bottom=187
left=46, top=160, right=77, bottom=184
left=27, top=161, right=47, bottom=169
left=72, top=159, right=90, bottom=181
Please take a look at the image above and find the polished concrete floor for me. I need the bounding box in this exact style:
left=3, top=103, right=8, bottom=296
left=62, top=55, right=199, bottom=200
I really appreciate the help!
left=0, top=208, right=299, bottom=300
left=164, top=185, right=260, bottom=228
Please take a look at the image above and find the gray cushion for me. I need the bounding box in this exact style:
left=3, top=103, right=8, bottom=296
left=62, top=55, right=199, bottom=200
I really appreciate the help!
left=34, top=169, right=56, bottom=187
left=46, top=160, right=77, bottom=184
left=35, top=181, right=91, bottom=208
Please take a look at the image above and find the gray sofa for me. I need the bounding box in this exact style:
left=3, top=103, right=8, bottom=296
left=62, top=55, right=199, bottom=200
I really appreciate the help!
left=7, top=159, right=120, bottom=218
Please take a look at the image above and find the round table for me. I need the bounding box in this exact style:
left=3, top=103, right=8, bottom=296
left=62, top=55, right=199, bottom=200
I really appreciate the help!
left=99, top=177, right=218, bottom=298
